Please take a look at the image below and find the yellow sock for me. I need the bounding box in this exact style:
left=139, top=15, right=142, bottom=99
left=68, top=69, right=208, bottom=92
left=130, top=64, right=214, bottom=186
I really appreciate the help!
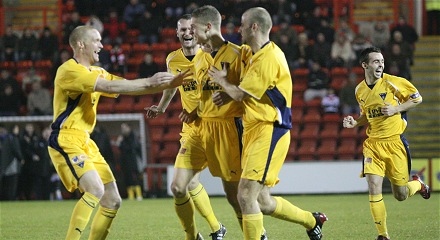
left=65, top=192, right=99, bottom=240
left=89, top=206, right=118, bottom=240
left=407, top=180, right=421, bottom=197
left=134, top=185, right=143, bottom=199
left=127, top=186, right=134, bottom=200
left=189, top=183, right=220, bottom=232
left=369, top=194, right=388, bottom=237
left=243, top=213, right=263, bottom=240
left=271, top=197, right=316, bottom=230
left=175, top=193, right=197, bottom=240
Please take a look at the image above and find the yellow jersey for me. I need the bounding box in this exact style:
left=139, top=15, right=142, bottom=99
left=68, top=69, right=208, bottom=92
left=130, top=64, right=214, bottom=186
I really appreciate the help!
left=193, top=41, right=252, bottom=118
left=166, top=48, right=201, bottom=133
left=355, top=73, right=422, bottom=139
left=51, top=59, right=122, bottom=133
left=239, top=41, right=292, bottom=129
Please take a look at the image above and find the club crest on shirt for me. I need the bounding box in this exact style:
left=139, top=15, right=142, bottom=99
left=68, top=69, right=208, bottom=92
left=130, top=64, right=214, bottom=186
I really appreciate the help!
left=379, top=93, right=387, bottom=100
left=410, top=92, right=420, bottom=99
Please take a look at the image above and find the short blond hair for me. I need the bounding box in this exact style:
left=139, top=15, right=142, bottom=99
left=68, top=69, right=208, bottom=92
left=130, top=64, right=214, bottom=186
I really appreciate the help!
left=191, top=5, right=221, bottom=28
left=244, top=7, right=272, bottom=35
left=69, top=25, right=95, bottom=50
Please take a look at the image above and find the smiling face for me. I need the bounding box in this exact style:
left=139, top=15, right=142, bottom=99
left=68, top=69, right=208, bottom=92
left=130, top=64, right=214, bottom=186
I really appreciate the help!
left=177, top=18, right=196, bottom=48
left=364, top=52, right=384, bottom=80
left=84, top=28, right=103, bottom=64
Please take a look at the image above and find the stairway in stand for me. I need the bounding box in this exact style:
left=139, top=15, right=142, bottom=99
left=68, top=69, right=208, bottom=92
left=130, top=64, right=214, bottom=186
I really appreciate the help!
left=405, top=36, right=440, bottom=159
left=10, top=0, right=59, bottom=32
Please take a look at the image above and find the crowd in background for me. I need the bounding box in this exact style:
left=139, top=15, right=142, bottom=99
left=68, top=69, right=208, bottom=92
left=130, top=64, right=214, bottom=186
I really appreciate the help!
left=0, top=0, right=424, bottom=200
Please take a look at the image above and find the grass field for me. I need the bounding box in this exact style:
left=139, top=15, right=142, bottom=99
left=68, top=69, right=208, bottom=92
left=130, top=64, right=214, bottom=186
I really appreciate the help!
left=0, top=193, right=438, bottom=239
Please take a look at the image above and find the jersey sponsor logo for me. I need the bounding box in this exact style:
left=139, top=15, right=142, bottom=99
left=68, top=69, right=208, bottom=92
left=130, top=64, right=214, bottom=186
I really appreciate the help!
left=182, top=80, right=197, bottom=91
left=364, top=157, right=372, bottom=164
left=379, top=93, right=387, bottom=100
left=202, top=79, right=222, bottom=91
left=367, top=107, right=384, bottom=118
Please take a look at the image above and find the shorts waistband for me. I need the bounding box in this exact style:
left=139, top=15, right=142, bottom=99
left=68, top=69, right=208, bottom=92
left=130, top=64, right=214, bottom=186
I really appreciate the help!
left=368, top=135, right=401, bottom=142
left=53, top=129, right=90, bottom=138
left=200, top=117, right=236, bottom=123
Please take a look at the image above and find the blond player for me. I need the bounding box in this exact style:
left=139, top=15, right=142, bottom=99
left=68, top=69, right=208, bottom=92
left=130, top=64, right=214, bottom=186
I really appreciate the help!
left=144, top=14, right=225, bottom=240
left=48, top=25, right=189, bottom=240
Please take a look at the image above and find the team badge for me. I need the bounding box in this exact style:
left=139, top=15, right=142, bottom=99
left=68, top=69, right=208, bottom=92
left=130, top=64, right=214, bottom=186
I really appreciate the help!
left=71, top=154, right=89, bottom=168
left=379, top=93, right=387, bottom=100
left=364, top=157, right=372, bottom=164
left=410, top=92, right=420, bottom=99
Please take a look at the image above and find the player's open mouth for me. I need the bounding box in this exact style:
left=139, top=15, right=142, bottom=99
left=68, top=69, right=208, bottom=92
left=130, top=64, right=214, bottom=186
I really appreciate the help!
left=183, top=37, right=193, bottom=43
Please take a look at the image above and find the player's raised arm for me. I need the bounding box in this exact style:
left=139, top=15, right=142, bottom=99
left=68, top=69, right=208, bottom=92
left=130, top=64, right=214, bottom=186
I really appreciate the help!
left=95, top=69, right=191, bottom=95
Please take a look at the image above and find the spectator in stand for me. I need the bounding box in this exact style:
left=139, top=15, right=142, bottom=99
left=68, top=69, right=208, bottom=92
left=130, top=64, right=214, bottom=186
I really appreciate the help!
left=314, top=18, right=335, bottom=44
left=138, top=52, right=159, bottom=78
left=18, top=123, right=41, bottom=200
left=390, top=16, right=418, bottom=49
left=272, top=0, right=296, bottom=25
left=164, top=0, right=184, bottom=26
left=32, top=125, right=52, bottom=200
left=223, top=22, right=241, bottom=45
left=85, top=15, right=104, bottom=35
left=0, top=70, right=22, bottom=116
left=272, top=20, right=298, bottom=46
left=321, top=88, right=340, bottom=114
left=331, top=33, right=355, bottom=69
left=27, top=81, right=53, bottom=116
left=21, top=67, right=42, bottom=92
left=385, top=44, right=412, bottom=80
left=138, top=10, right=161, bottom=44
left=38, top=27, right=59, bottom=61
left=0, top=25, right=19, bottom=62
left=304, top=6, right=323, bottom=40
left=103, top=9, right=125, bottom=45
left=62, top=11, right=83, bottom=45
left=426, top=0, right=440, bottom=35
left=291, top=32, right=313, bottom=70
left=123, top=0, right=146, bottom=29
left=335, top=19, right=355, bottom=42
left=352, top=33, right=373, bottom=64
left=369, top=21, right=390, bottom=51
left=50, top=49, right=71, bottom=87
left=312, top=32, right=332, bottom=68
left=339, top=73, right=360, bottom=115
left=388, top=30, right=414, bottom=66
left=90, top=125, right=116, bottom=174
left=110, top=43, right=126, bottom=75
left=277, top=34, right=297, bottom=68
left=304, top=62, right=330, bottom=102
left=0, top=124, right=24, bottom=201
left=116, top=123, right=143, bottom=201
left=18, top=28, right=38, bottom=61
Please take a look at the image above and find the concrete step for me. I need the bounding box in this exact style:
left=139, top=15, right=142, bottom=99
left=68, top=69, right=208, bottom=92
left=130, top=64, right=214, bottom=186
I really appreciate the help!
left=406, top=126, right=440, bottom=134
left=414, top=51, right=440, bottom=57
left=413, top=58, right=440, bottom=66
left=411, top=65, right=440, bottom=73
left=411, top=150, right=440, bottom=159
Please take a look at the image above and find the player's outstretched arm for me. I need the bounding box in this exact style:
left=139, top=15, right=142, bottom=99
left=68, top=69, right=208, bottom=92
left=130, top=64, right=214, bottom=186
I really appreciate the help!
left=95, top=69, right=191, bottom=94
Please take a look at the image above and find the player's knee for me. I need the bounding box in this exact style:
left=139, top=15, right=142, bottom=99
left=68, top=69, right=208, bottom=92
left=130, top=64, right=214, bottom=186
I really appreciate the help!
left=87, top=186, right=105, bottom=199
left=171, top=182, right=187, bottom=198
left=394, top=192, right=407, bottom=201
left=187, top=179, right=200, bottom=191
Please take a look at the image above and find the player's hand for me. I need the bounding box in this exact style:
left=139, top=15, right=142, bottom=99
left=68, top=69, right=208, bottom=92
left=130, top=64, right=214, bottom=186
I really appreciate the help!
left=179, top=109, right=198, bottom=123
left=343, top=116, right=357, bottom=128
left=144, top=105, right=164, bottom=118
left=212, top=91, right=232, bottom=107
left=170, top=69, right=192, bottom=88
left=208, top=62, right=229, bottom=86
left=381, top=102, right=397, bottom=116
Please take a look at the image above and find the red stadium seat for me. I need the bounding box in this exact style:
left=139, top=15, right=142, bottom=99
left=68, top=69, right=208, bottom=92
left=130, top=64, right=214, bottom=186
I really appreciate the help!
left=120, top=43, right=132, bottom=55
left=290, top=125, right=301, bottom=141
left=320, top=124, right=339, bottom=140
left=300, top=124, right=320, bottom=140
left=317, top=140, right=337, bottom=160
left=338, top=140, right=357, bottom=160
left=304, top=98, right=322, bottom=114
left=303, top=111, right=322, bottom=127
left=149, top=127, right=164, bottom=142
left=114, top=95, right=135, bottom=113
left=322, top=113, right=341, bottom=128
left=97, top=97, right=116, bottom=113
left=147, top=115, right=167, bottom=127
left=124, top=71, right=139, bottom=80
left=291, top=111, right=303, bottom=126
left=163, top=126, right=181, bottom=142
left=297, top=141, right=317, bottom=160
